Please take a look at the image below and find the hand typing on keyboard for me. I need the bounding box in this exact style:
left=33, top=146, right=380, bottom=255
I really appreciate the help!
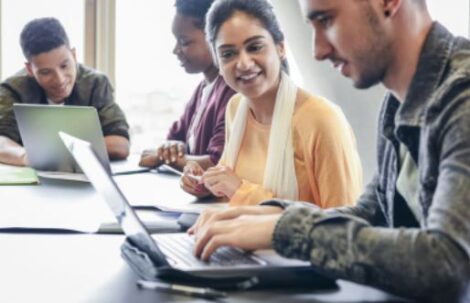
left=188, top=206, right=284, bottom=262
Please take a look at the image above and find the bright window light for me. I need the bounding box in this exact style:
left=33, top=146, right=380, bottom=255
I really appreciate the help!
left=115, top=0, right=201, bottom=152
left=427, top=0, right=469, bottom=38
left=0, top=0, right=84, bottom=80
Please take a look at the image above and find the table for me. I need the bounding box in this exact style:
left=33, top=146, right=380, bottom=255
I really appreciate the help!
left=0, top=234, right=411, bottom=303
left=0, top=172, right=411, bottom=302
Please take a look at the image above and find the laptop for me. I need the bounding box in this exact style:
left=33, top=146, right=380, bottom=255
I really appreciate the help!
left=13, top=104, right=148, bottom=176
left=60, top=132, right=336, bottom=289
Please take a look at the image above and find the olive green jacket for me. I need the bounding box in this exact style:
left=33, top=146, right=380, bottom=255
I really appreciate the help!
left=0, top=64, right=129, bottom=144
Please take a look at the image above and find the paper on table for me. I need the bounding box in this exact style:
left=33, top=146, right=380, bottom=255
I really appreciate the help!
left=155, top=201, right=228, bottom=214
left=114, top=172, right=228, bottom=214
left=0, top=164, right=39, bottom=185
left=0, top=184, right=115, bottom=233
left=111, top=154, right=150, bottom=175
left=98, top=210, right=181, bottom=233
left=37, top=171, right=89, bottom=182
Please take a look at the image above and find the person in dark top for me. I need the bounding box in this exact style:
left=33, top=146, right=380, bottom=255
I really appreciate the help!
left=189, top=0, right=470, bottom=302
left=0, top=17, right=130, bottom=166
left=139, top=0, right=235, bottom=171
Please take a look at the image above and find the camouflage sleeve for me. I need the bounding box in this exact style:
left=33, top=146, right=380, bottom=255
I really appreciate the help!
left=273, top=206, right=470, bottom=302
left=92, top=76, right=130, bottom=139
left=0, top=85, right=21, bottom=143
left=272, top=157, right=470, bottom=301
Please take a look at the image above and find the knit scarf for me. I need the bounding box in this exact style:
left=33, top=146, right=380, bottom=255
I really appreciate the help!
left=222, top=72, right=299, bottom=200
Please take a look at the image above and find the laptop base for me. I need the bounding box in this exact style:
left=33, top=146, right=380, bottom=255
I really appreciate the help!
left=121, top=238, right=337, bottom=291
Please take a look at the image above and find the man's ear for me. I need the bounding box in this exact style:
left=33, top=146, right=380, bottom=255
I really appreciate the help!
left=383, top=0, right=402, bottom=18
left=25, top=62, right=34, bottom=77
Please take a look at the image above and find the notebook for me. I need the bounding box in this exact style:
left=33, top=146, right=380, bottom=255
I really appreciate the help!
left=0, top=163, right=39, bottom=185
left=60, top=132, right=336, bottom=289
left=13, top=104, right=148, bottom=177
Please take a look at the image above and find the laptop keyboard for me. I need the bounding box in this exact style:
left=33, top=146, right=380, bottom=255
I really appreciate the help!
left=153, top=233, right=263, bottom=268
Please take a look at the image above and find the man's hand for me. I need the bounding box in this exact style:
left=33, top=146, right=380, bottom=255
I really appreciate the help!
left=0, top=136, right=28, bottom=166
left=21, top=152, right=29, bottom=166
left=193, top=213, right=282, bottom=261
left=188, top=206, right=283, bottom=235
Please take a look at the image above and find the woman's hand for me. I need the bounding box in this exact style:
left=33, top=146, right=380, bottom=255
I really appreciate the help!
left=202, top=165, right=242, bottom=198
left=180, top=161, right=211, bottom=198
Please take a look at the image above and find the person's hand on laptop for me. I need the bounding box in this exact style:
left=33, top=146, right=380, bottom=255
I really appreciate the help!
left=140, top=140, right=186, bottom=168
left=180, top=161, right=211, bottom=198
left=188, top=206, right=283, bottom=236
left=192, top=211, right=282, bottom=261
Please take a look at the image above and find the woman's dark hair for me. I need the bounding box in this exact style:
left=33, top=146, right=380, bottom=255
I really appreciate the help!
left=175, top=0, right=215, bottom=29
left=20, top=17, right=70, bottom=60
left=205, top=0, right=289, bottom=73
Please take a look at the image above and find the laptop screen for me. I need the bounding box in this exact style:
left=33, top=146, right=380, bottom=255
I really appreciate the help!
left=59, top=132, right=169, bottom=266
left=14, top=104, right=110, bottom=173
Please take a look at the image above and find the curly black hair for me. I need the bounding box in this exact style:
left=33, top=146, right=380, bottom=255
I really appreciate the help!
left=20, top=17, right=70, bottom=60
left=174, top=0, right=215, bottom=29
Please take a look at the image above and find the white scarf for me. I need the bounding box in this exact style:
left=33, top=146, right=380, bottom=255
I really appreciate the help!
left=222, top=72, right=299, bottom=200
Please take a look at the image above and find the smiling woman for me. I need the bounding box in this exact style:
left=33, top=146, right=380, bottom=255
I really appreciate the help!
left=180, top=0, right=363, bottom=209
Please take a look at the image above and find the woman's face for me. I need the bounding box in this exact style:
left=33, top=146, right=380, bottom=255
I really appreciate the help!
left=172, top=13, right=214, bottom=74
left=214, top=11, right=285, bottom=102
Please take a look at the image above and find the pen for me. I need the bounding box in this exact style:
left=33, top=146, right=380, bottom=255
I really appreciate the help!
left=160, top=164, right=202, bottom=182
left=137, top=279, right=227, bottom=299
left=159, top=164, right=183, bottom=176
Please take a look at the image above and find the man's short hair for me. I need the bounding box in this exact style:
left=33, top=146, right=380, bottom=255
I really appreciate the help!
left=174, top=0, right=215, bottom=29
left=20, top=17, right=70, bottom=61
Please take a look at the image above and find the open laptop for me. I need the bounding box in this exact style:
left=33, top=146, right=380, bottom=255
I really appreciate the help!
left=14, top=104, right=148, bottom=176
left=60, top=132, right=336, bottom=289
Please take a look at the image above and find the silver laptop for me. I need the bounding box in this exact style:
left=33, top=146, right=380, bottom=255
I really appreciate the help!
left=14, top=104, right=147, bottom=176
left=59, top=132, right=333, bottom=285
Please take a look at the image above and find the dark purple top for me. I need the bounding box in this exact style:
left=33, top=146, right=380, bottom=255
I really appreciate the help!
left=167, top=75, right=236, bottom=164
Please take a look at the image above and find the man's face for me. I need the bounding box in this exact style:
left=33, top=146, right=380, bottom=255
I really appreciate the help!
left=26, top=45, right=77, bottom=104
left=305, top=0, right=392, bottom=89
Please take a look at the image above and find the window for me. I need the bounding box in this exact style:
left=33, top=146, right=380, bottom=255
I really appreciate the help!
left=0, top=0, right=84, bottom=80
left=427, top=0, right=469, bottom=38
left=115, top=0, right=201, bottom=152
left=115, top=0, right=304, bottom=152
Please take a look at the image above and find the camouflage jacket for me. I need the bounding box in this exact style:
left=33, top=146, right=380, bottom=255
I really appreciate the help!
left=268, top=23, right=470, bottom=302
left=0, top=64, right=129, bottom=144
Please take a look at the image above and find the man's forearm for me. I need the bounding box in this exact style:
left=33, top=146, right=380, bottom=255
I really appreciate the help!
left=104, top=135, right=130, bottom=160
left=273, top=205, right=470, bottom=302
left=0, top=136, right=27, bottom=166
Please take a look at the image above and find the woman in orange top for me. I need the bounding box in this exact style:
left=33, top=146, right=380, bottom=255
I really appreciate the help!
left=180, top=0, right=362, bottom=208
